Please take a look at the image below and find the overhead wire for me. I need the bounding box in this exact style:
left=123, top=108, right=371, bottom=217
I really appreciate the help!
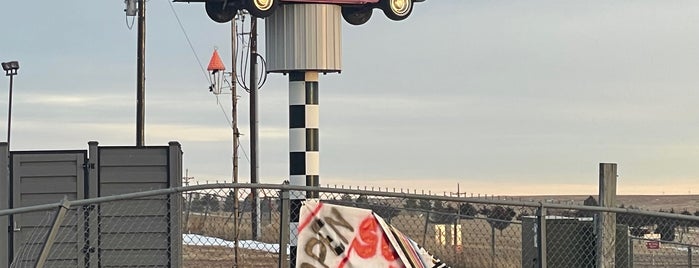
left=167, top=2, right=251, bottom=164
left=167, top=0, right=212, bottom=85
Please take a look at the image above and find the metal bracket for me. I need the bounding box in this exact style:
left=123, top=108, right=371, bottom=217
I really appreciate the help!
left=82, top=204, right=96, bottom=212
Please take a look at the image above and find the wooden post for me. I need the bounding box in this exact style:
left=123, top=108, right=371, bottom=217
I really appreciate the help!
left=597, top=163, right=617, bottom=268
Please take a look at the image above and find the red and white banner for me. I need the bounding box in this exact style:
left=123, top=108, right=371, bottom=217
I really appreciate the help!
left=296, top=200, right=450, bottom=268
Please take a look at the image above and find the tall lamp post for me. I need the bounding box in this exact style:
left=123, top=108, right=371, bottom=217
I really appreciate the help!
left=1, top=61, right=19, bottom=150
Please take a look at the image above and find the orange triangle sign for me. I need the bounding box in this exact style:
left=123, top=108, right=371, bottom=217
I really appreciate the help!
left=207, top=50, right=226, bottom=71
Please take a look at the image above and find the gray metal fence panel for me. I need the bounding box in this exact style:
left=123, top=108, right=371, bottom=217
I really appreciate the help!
left=9, top=151, right=86, bottom=268
left=97, top=145, right=181, bottom=267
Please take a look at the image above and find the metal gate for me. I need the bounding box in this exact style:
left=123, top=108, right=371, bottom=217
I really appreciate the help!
left=9, top=151, right=87, bottom=267
left=91, top=145, right=181, bottom=267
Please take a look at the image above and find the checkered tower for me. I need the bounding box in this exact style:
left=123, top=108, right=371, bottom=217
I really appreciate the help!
left=289, top=71, right=320, bottom=196
left=288, top=71, right=319, bottom=264
left=265, top=4, right=341, bottom=267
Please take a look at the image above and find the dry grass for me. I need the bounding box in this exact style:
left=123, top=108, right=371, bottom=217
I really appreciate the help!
left=183, top=245, right=279, bottom=268
left=180, top=196, right=698, bottom=268
left=183, top=212, right=523, bottom=268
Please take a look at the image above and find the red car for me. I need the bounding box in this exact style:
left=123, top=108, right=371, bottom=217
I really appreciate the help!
left=174, top=0, right=423, bottom=25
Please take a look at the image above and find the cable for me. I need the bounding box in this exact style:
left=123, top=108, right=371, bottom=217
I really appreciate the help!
left=168, top=0, right=212, bottom=85
left=235, top=15, right=252, bottom=92
left=216, top=95, right=251, bottom=164
left=257, top=53, right=268, bottom=89
left=169, top=4, right=250, bottom=166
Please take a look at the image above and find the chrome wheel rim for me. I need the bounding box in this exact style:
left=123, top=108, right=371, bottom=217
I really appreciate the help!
left=253, top=0, right=273, bottom=11
left=390, top=0, right=410, bottom=16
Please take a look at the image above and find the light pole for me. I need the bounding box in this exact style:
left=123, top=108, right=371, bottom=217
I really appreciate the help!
left=1, top=61, right=19, bottom=150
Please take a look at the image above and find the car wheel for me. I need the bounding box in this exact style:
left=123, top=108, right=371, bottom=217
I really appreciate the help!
left=381, top=0, right=413, bottom=21
left=246, top=0, right=277, bottom=18
left=341, top=6, right=372, bottom=26
left=206, top=1, right=237, bottom=23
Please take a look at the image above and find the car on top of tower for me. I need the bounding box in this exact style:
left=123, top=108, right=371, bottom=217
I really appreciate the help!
left=173, top=0, right=425, bottom=25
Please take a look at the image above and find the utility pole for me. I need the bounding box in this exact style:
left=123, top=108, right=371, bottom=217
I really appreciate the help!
left=249, top=16, right=261, bottom=241
left=231, top=16, right=241, bottom=267
left=136, top=0, right=146, bottom=147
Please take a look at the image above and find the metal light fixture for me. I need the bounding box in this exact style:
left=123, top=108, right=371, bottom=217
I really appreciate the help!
left=2, top=60, right=19, bottom=150
left=2, top=61, right=19, bottom=76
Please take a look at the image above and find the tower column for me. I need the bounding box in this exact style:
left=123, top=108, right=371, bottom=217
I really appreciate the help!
left=289, top=71, right=320, bottom=194
left=288, top=71, right=319, bottom=265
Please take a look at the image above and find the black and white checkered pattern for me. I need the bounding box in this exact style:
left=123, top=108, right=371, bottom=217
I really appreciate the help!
left=289, top=71, right=319, bottom=266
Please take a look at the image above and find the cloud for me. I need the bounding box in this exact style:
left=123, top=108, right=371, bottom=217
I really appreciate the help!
left=12, top=121, right=287, bottom=146
left=20, top=94, right=131, bottom=106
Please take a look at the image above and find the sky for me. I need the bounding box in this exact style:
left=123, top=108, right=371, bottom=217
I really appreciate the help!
left=2, top=0, right=699, bottom=195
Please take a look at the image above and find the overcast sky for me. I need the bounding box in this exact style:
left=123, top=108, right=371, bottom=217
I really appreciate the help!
left=2, top=0, right=699, bottom=195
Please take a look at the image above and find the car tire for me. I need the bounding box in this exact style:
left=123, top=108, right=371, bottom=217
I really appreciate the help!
left=206, top=1, right=237, bottom=23
left=246, top=0, right=278, bottom=18
left=341, top=6, right=372, bottom=26
left=381, top=0, right=413, bottom=21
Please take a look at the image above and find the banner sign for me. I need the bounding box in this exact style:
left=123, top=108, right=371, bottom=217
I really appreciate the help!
left=297, top=200, right=450, bottom=268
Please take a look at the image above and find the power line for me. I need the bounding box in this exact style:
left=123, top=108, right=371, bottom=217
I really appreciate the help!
left=167, top=0, right=211, bottom=85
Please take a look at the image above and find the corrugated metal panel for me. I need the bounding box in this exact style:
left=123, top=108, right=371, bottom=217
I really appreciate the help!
left=266, top=3, right=342, bottom=73
left=10, top=151, right=86, bottom=268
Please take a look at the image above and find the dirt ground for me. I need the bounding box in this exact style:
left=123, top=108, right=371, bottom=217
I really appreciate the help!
left=183, top=245, right=281, bottom=268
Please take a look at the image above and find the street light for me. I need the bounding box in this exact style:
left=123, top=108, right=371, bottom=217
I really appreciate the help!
left=2, top=61, right=19, bottom=150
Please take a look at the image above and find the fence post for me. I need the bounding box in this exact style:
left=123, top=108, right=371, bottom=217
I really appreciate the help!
left=35, top=198, right=71, bottom=268
left=168, top=141, right=183, bottom=268
left=422, top=211, right=430, bottom=246
left=537, top=205, right=547, bottom=268
left=86, top=141, right=99, bottom=268
left=628, top=235, right=634, bottom=268
left=689, top=246, right=693, bottom=268
left=490, top=225, right=496, bottom=268
left=0, top=142, right=8, bottom=268
left=278, top=187, right=290, bottom=268
left=597, top=163, right=617, bottom=268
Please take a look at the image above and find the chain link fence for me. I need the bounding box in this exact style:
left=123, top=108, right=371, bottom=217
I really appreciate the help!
left=1, top=183, right=698, bottom=268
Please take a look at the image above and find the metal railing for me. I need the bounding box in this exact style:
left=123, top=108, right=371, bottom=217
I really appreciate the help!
left=2, top=183, right=698, bottom=268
